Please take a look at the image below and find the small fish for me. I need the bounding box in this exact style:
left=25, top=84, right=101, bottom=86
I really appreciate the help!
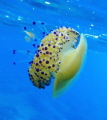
left=24, top=31, right=35, bottom=39
left=25, top=36, right=31, bottom=42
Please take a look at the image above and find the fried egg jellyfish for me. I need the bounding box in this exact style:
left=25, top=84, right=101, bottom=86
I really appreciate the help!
left=28, top=26, right=87, bottom=98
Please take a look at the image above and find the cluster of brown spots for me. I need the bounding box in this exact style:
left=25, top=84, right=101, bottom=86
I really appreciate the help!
left=28, top=26, right=80, bottom=89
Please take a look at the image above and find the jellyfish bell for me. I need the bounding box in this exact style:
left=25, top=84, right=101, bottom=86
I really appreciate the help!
left=53, top=33, right=87, bottom=98
left=28, top=26, right=87, bottom=98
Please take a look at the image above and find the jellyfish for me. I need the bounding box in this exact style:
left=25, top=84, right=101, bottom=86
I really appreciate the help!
left=28, top=26, right=87, bottom=98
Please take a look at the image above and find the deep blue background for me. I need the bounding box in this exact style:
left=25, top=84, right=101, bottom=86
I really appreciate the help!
left=0, top=0, right=107, bottom=120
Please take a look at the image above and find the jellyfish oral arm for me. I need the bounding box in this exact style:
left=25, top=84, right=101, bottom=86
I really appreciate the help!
left=53, top=34, right=87, bottom=98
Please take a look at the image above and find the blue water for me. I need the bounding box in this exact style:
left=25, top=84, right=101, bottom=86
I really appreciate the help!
left=0, top=0, right=107, bottom=120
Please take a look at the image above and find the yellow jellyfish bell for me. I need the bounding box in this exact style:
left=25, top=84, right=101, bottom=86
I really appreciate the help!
left=28, top=26, right=87, bottom=98
left=53, top=33, right=87, bottom=98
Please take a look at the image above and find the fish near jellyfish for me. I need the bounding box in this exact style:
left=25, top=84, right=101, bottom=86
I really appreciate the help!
left=28, top=26, right=87, bottom=98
